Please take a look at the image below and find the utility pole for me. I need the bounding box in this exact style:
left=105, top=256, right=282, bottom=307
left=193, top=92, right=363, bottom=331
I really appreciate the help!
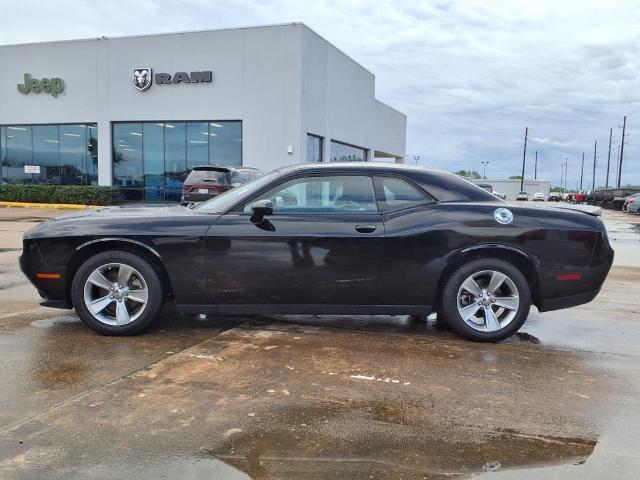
left=592, top=140, right=597, bottom=190
left=520, top=127, right=528, bottom=192
left=580, top=152, right=584, bottom=191
left=563, top=158, right=568, bottom=193
left=616, top=144, right=621, bottom=186
left=480, top=161, right=490, bottom=179
left=617, top=115, right=627, bottom=188
left=534, top=150, right=538, bottom=179
left=605, top=128, right=612, bottom=188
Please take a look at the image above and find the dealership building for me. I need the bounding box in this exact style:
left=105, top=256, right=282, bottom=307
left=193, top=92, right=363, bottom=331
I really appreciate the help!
left=0, top=23, right=406, bottom=201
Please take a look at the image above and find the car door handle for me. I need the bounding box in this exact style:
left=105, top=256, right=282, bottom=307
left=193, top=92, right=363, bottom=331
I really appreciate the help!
left=355, top=224, right=377, bottom=233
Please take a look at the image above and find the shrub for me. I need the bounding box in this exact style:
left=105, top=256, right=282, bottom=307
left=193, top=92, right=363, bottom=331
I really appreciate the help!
left=0, top=184, right=120, bottom=205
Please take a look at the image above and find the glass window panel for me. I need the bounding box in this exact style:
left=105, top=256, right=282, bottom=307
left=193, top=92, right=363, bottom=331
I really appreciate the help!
left=330, top=140, right=366, bottom=162
left=244, top=175, right=377, bottom=214
left=306, top=134, right=323, bottom=163
left=377, top=176, right=431, bottom=212
left=143, top=123, right=165, bottom=202
left=32, top=125, right=60, bottom=184
left=6, top=126, right=32, bottom=184
left=165, top=122, right=187, bottom=202
left=187, top=122, right=209, bottom=170
left=209, top=121, right=241, bottom=167
left=1, top=126, right=8, bottom=183
left=87, top=125, right=98, bottom=185
left=113, top=123, right=143, bottom=199
left=59, top=125, right=87, bottom=185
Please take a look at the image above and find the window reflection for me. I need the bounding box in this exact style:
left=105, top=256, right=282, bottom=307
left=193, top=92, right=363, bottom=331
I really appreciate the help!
left=112, top=121, right=242, bottom=202
left=0, top=124, right=98, bottom=185
left=306, top=134, right=323, bottom=163
left=330, top=140, right=367, bottom=162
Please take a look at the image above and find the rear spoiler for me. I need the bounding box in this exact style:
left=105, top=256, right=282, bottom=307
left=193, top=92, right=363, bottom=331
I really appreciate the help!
left=550, top=204, right=602, bottom=217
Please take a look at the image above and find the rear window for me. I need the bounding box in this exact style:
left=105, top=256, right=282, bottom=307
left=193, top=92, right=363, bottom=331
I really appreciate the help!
left=185, top=169, right=230, bottom=185
left=231, top=170, right=252, bottom=184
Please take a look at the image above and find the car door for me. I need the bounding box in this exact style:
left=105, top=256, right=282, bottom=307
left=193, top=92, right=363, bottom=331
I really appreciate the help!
left=205, top=174, right=385, bottom=306
left=372, top=175, right=441, bottom=306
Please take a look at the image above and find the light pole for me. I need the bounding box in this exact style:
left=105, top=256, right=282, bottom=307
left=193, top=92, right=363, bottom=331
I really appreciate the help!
left=412, top=155, right=420, bottom=166
left=480, top=161, right=490, bottom=179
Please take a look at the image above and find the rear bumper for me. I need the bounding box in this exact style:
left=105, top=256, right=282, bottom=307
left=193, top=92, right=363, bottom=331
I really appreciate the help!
left=538, top=288, right=601, bottom=312
left=537, top=231, right=614, bottom=312
left=181, top=192, right=218, bottom=204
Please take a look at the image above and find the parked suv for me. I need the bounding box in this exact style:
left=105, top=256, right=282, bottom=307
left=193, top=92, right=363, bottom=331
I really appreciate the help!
left=516, top=191, right=528, bottom=201
left=181, top=166, right=262, bottom=205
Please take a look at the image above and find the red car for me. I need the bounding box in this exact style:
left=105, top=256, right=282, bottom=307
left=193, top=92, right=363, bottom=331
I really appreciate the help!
left=181, top=166, right=262, bottom=205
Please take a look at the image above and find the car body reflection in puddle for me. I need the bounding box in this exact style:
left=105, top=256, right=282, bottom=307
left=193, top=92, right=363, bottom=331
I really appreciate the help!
left=206, top=421, right=595, bottom=479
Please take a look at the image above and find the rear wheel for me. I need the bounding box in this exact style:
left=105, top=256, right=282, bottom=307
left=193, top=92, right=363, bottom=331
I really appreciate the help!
left=439, top=258, right=531, bottom=342
left=71, top=251, right=163, bottom=335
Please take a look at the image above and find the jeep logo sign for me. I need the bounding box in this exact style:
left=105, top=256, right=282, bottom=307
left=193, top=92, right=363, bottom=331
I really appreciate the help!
left=133, top=67, right=213, bottom=91
left=17, top=73, right=65, bottom=97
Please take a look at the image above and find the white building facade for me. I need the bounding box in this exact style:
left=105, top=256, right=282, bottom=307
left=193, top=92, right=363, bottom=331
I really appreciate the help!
left=0, top=24, right=406, bottom=201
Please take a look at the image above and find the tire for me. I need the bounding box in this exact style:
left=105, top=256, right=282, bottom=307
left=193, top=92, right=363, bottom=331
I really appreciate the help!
left=439, top=258, right=531, bottom=342
left=71, top=250, right=163, bottom=335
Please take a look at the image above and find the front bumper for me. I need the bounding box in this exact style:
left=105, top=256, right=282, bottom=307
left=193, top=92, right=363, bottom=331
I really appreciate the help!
left=19, top=240, right=70, bottom=308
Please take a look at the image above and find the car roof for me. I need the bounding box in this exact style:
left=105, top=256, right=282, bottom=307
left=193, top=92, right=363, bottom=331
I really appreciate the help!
left=267, top=162, right=498, bottom=203
left=190, top=165, right=260, bottom=172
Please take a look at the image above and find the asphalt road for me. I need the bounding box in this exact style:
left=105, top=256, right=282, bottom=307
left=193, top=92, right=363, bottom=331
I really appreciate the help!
left=0, top=204, right=639, bottom=479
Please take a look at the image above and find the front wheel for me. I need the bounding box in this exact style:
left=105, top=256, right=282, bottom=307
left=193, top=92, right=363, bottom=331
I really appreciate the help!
left=71, top=251, right=163, bottom=335
left=439, top=258, right=531, bottom=342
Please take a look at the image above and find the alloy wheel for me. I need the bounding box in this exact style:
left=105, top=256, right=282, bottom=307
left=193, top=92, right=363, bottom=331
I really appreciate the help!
left=83, top=263, right=149, bottom=326
left=456, top=270, right=520, bottom=332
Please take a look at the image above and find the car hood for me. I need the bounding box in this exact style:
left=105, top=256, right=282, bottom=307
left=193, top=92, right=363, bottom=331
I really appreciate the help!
left=23, top=204, right=199, bottom=239
left=53, top=204, right=190, bottom=221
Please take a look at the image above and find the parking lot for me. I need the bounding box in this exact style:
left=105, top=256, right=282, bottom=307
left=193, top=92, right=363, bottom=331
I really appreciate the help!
left=1, top=204, right=639, bottom=479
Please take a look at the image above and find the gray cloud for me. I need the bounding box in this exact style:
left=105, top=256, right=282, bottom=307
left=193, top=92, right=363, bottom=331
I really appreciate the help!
left=1, top=0, right=638, bottom=186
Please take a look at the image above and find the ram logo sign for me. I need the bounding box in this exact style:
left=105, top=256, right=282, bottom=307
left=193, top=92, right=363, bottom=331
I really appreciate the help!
left=132, top=67, right=213, bottom=92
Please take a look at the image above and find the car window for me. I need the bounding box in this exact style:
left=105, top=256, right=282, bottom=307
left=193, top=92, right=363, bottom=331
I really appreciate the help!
left=231, top=170, right=251, bottom=184
left=186, top=169, right=229, bottom=185
left=242, top=175, right=377, bottom=214
left=376, top=176, right=431, bottom=212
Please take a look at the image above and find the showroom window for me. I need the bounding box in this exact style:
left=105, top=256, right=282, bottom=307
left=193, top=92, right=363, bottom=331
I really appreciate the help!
left=306, top=134, right=323, bottom=162
left=0, top=124, right=98, bottom=185
left=112, top=121, right=242, bottom=202
left=330, top=140, right=367, bottom=162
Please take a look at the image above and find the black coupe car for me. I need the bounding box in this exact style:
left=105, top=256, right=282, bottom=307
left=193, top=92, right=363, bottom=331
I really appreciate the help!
left=20, top=163, right=613, bottom=341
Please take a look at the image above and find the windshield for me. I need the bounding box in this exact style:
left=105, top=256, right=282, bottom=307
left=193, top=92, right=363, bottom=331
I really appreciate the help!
left=194, top=169, right=282, bottom=213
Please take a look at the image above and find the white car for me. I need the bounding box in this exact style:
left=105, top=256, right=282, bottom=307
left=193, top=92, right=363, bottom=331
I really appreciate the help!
left=516, top=191, right=528, bottom=201
left=532, top=192, right=545, bottom=201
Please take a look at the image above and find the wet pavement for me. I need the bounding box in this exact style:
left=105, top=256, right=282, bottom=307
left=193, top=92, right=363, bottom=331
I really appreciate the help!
left=0, top=205, right=639, bottom=479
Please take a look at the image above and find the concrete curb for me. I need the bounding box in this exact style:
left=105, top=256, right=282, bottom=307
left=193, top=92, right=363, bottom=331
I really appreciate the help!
left=0, top=201, right=102, bottom=210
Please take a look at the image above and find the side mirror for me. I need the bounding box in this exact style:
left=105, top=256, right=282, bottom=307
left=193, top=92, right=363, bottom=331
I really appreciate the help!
left=250, top=199, right=273, bottom=224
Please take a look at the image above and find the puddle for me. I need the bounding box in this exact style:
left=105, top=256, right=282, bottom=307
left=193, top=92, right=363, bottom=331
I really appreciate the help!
left=31, top=316, right=81, bottom=328
left=205, top=417, right=596, bottom=479
left=0, top=248, right=21, bottom=253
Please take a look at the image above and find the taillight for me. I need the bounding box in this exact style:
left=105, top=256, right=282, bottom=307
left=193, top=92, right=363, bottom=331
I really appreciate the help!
left=630, top=199, right=635, bottom=204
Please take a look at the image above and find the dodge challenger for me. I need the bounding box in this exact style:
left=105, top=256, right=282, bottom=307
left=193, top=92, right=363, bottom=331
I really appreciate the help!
left=20, top=163, right=614, bottom=341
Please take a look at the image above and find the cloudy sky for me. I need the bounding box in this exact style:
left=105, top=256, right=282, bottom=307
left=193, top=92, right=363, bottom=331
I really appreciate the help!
left=2, top=0, right=639, bottom=187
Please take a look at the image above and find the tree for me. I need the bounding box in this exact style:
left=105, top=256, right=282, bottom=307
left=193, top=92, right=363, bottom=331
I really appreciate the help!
left=509, top=175, right=523, bottom=179
left=453, top=170, right=481, bottom=179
